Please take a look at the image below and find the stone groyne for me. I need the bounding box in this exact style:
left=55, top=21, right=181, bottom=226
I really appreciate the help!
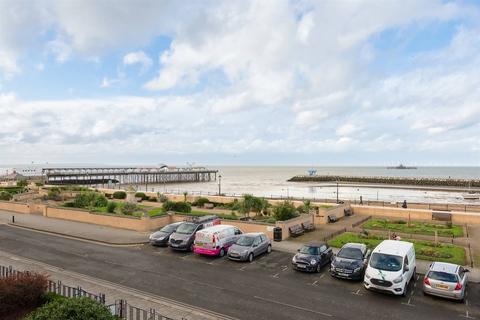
left=288, top=175, right=480, bottom=188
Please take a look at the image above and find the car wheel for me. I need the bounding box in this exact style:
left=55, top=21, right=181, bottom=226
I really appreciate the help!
left=248, top=253, right=254, bottom=262
left=267, top=245, right=272, bottom=254
left=316, top=264, right=321, bottom=273
left=219, top=248, right=225, bottom=257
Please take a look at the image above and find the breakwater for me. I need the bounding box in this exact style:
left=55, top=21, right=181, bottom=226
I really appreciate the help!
left=288, top=175, right=480, bottom=188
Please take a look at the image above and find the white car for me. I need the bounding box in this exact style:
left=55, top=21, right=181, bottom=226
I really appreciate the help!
left=364, top=240, right=416, bottom=296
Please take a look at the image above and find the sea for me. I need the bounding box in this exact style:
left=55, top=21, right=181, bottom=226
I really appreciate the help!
left=1, top=165, right=479, bottom=204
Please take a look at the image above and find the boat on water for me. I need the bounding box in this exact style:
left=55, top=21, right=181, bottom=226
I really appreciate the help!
left=387, top=164, right=417, bottom=169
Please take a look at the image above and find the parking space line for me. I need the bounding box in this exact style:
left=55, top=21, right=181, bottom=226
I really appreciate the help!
left=459, top=310, right=476, bottom=319
left=254, top=296, right=333, bottom=317
left=308, top=280, right=319, bottom=286
left=272, top=273, right=279, bottom=278
left=351, top=289, right=363, bottom=296
left=238, top=266, right=247, bottom=271
left=281, top=265, right=288, bottom=272
left=319, top=274, right=325, bottom=279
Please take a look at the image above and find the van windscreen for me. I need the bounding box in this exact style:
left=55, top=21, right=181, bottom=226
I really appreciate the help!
left=369, top=253, right=402, bottom=272
left=176, top=223, right=196, bottom=235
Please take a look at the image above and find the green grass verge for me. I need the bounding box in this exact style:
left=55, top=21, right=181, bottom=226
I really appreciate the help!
left=363, top=219, right=463, bottom=237
left=178, top=210, right=239, bottom=220
left=328, top=232, right=465, bottom=265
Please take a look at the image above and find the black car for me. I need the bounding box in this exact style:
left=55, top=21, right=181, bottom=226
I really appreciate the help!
left=330, top=243, right=370, bottom=280
left=169, top=215, right=220, bottom=251
left=149, top=222, right=183, bottom=246
left=292, top=242, right=333, bottom=273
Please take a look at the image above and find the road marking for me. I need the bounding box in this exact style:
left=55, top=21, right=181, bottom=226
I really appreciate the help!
left=416, top=275, right=420, bottom=281
left=401, top=298, right=415, bottom=307
left=238, top=266, right=246, bottom=271
left=351, top=289, right=363, bottom=296
left=272, top=273, right=279, bottom=278
left=466, top=300, right=469, bottom=307
left=319, top=274, right=325, bottom=279
left=254, top=296, right=333, bottom=317
left=180, top=255, right=190, bottom=260
left=308, top=280, right=319, bottom=286
left=460, top=310, right=476, bottom=319
left=281, top=265, right=288, bottom=272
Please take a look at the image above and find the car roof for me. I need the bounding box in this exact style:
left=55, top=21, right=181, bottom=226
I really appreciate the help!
left=373, top=240, right=413, bottom=256
left=199, top=224, right=235, bottom=233
left=342, top=243, right=367, bottom=250
left=241, top=232, right=264, bottom=237
left=430, top=262, right=460, bottom=274
left=304, top=241, right=326, bottom=247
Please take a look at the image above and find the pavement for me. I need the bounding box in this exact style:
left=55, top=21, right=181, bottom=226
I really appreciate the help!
left=0, top=210, right=149, bottom=245
left=1, top=225, right=479, bottom=320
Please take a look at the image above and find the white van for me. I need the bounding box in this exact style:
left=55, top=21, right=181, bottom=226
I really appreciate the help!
left=193, top=225, right=242, bottom=257
left=364, top=240, right=416, bottom=296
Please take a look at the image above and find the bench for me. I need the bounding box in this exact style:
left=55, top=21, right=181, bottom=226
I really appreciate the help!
left=289, top=224, right=304, bottom=237
left=328, top=214, right=338, bottom=223
left=203, top=203, right=214, bottom=209
left=302, top=222, right=315, bottom=232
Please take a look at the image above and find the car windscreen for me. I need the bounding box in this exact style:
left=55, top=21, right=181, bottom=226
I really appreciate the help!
left=175, top=223, right=197, bottom=234
left=337, top=247, right=363, bottom=260
left=428, top=271, right=458, bottom=283
left=299, top=246, right=320, bottom=255
left=160, top=224, right=178, bottom=233
left=236, top=236, right=255, bottom=246
left=369, top=253, right=402, bottom=272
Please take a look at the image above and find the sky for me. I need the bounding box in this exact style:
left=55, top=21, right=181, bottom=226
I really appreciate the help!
left=0, top=0, right=479, bottom=167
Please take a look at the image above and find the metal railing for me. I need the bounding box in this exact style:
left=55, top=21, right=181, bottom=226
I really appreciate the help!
left=0, top=265, right=176, bottom=320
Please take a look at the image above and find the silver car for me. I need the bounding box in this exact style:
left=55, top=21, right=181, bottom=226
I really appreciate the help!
left=423, top=262, right=469, bottom=301
left=227, top=233, right=271, bottom=262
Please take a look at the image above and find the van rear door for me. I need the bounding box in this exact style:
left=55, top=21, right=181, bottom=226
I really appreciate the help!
left=195, top=231, right=217, bottom=250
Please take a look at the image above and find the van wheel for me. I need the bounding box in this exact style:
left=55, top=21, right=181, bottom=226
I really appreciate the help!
left=402, top=284, right=407, bottom=297
left=219, top=248, right=225, bottom=257
left=267, top=245, right=272, bottom=254
left=248, top=253, right=254, bottom=262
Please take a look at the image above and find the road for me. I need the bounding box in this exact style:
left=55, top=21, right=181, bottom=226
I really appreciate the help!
left=0, top=225, right=479, bottom=320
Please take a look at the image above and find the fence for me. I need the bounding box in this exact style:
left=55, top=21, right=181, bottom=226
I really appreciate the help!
left=0, top=265, right=176, bottom=320
left=322, top=227, right=347, bottom=241
left=351, top=215, right=372, bottom=228
left=161, top=189, right=480, bottom=213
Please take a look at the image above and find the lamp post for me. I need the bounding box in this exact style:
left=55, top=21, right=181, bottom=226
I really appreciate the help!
left=218, top=175, right=222, bottom=196
left=336, top=181, right=339, bottom=204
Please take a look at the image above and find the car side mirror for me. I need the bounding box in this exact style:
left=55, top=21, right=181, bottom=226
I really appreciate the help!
left=404, top=265, right=409, bottom=273
left=465, top=269, right=470, bottom=273
left=297, top=249, right=300, bottom=252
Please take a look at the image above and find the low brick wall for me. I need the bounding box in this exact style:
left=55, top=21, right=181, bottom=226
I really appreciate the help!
left=0, top=201, right=30, bottom=214
left=276, top=214, right=314, bottom=240
left=315, top=204, right=350, bottom=224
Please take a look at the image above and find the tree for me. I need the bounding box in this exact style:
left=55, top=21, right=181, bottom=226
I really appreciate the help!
left=17, top=179, right=28, bottom=187
left=25, top=297, right=116, bottom=320
left=183, top=191, right=188, bottom=202
left=273, top=201, right=298, bottom=221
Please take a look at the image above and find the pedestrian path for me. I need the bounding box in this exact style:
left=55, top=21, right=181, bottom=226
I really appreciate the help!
left=0, top=210, right=149, bottom=245
left=0, top=250, right=235, bottom=320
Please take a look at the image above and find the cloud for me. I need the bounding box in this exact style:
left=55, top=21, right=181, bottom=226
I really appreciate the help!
left=123, top=51, right=152, bottom=73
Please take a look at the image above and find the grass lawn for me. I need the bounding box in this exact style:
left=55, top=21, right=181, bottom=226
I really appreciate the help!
left=363, top=219, right=463, bottom=237
left=328, top=232, right=466, bottom=265
left=179, top=210, right=239, bottom=220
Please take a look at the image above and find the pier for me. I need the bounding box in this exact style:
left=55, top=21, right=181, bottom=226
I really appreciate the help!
left=43, top=167, right=218, bottom=186
left=288, top=175, right=480, bottom=188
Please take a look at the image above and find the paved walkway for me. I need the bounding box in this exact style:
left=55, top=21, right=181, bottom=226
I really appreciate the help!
left=0, top=250, right=232, bottom=320
left=0, top=210, right=149, bottom=245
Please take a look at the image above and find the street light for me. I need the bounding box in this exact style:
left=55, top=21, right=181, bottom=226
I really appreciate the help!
left=336, top=181, right=339, bottom=204
left=218, top=175, right=222, bottom=196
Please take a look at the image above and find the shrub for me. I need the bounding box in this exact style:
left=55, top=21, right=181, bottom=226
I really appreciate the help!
left=35, top=182, right=44, bottom=187
left=94, top=195, right=108, bottom=207
left=393, top=220, right=407, bottom=224
left=107, top=201, right=116, bottom=213
left=162, top=200, right=191, bottom=213
left=0, top=272, right=48, bottom=318
left=135, top=192, right=148, bottom=200
left=193, top=197, right=210, bottom=207
left=112, top=191, right=127, bottom=199
left=121, top=202, right=138, bottom=215
left=47, top=188, right=62, bottom=201
left=17, top=179, right=29, bottom=187
left=73, top=191, right=107, bottom=209
left=273, top=201, right=298, bottom=221
left=0, top=191, right=12, bottom=201
left=63, top=201, right=75, bottom=207
left=25, top=296, right=116, bottom=320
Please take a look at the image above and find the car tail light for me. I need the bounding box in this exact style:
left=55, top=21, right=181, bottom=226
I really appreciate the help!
left=424, top=277, right=430, bottom=286
left=212, top=235, right=216, bottom=244
left=455, top=282, right=462, bottom=290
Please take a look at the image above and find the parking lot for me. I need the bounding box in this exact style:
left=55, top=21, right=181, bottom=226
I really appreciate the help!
left=1, top=225, right=479, bottom=320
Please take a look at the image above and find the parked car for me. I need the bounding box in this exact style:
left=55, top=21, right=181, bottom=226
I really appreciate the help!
left=169, top=215, right=220, bottom=251
left=364, top=240, right=416, bottom=296
left=292, top=242, right=333, bottom=273
left=149, top=222, right=183, bottom=246
left=330, top=243, right=370, bottom=280
left=194, top=224, right=242, bottom=257
left=228, top=233, right=271, bottom=262
left=423, top=262, right=469, bottom=301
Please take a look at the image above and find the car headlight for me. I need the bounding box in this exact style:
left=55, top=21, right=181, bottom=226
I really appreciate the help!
left=243, top=249, right=249, bottom=254
left=354, top=266, right=363, bottom=273
left=292, top=256, right=297, bottom=263
left=365, top=271, right=371, bottom=279
left=310, top=259, right=317, bottom=265
left=393, top=275, right=403, bottom=283
left=157, top=237, right=165, bottom=241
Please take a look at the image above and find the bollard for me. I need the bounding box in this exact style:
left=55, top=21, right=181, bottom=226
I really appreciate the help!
left=12, top=215, right=14, bottom=223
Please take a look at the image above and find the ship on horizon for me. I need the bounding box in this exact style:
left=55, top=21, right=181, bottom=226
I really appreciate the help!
left=387, top=164, right=418, bottom=170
